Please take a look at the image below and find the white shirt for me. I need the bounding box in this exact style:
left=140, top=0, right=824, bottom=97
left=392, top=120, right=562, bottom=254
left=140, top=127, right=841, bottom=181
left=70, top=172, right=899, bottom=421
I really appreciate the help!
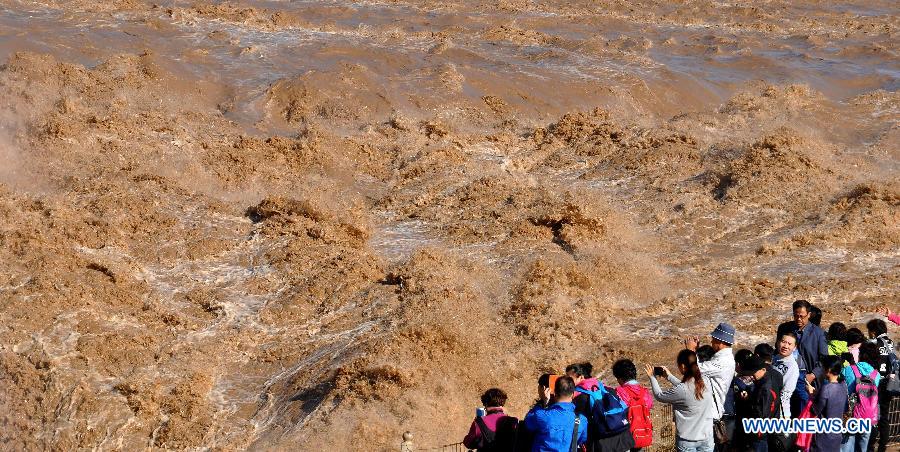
left=773, top=354, right=799, bottom=418
left=698, top=348, right=736, bottom=419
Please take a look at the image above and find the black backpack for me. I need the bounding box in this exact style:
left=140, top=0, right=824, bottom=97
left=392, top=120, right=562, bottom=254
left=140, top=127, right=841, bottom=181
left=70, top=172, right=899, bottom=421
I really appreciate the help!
left=474, top=415, right=518, bottom=452
left=513, top=419, right=533, bottom=452
left=574, top=385, right=630, bottom=438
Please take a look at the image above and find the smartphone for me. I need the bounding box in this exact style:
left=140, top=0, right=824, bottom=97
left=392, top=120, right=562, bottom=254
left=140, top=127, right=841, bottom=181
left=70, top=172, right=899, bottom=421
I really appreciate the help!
left=475, top=407, right=486, bottom=417
left=653, top=366, right=666, bottom=377
left=548, top=374, right=561, bottom=394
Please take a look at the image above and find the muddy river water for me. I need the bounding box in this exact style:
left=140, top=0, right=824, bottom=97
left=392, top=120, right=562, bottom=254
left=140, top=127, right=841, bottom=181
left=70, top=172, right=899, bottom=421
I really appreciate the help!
left=0, top=0, right=897, bottom=450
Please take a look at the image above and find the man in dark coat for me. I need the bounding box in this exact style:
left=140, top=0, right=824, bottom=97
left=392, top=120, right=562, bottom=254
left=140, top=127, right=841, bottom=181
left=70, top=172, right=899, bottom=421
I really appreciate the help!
left=775, top=300, right=827, bottom=384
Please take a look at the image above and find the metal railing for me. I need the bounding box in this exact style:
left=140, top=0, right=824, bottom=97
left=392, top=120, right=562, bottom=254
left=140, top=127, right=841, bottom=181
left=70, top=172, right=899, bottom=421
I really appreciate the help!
left=874, top=397, right=900, bottom=444
left=646, top=403, right=676, bottom=451
left=417, top=442, right=467, bottom=452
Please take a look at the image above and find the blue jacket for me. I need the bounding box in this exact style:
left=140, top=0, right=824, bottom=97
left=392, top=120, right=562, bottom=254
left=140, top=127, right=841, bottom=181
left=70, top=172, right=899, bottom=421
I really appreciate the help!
left=524, top=402, right=588, bottom=452
left=777, top=321, right=827, bottom=378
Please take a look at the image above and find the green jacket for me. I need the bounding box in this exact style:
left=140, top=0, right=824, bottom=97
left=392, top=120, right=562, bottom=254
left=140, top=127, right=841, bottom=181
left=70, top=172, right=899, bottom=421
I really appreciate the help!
left=828, top=340, right=849, bottom=366
left=828, top=340, right=848, bottom=355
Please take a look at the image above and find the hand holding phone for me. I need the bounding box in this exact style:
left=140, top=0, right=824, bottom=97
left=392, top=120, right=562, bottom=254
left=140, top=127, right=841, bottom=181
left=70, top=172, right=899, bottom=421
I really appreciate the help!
left=548, top=374, right=560, bottom=394
left=653, top=366, right=667, bottom=377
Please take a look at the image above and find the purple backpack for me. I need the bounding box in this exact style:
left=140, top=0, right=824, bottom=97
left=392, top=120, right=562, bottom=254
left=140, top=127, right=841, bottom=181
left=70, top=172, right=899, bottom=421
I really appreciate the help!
left=849, top=365, right=879, bottom=421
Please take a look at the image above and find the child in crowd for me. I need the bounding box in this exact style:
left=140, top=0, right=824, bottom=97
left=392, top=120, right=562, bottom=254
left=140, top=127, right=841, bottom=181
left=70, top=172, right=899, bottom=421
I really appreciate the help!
left=827, top=322, right=848, bottom=357
left=845, top=328, right=866, bottom=365
left=696, top=345, right=715, bottom=363
left=613, top=359, right=654, bottom=451
left=809, top=355, right=848, bottom=452
left=730, top=349, right=755, bottom=448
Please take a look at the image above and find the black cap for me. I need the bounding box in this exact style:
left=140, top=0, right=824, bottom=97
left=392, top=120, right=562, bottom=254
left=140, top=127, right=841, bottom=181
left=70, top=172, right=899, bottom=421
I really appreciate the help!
left=739, top=356, right=766, bottom=376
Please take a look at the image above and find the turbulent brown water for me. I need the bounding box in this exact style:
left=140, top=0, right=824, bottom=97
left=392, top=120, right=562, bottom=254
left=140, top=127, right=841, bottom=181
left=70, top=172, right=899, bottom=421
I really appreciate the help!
left=0, top=0, right=897, bottom=450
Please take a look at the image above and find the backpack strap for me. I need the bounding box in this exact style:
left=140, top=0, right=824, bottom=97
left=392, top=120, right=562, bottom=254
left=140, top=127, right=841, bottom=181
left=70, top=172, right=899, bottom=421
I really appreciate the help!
left=570, top=416, right=581, bottom=452
left=768, top=388, right=778, bottom=416
left=474, top=415, right=496, bottom=445
left=869, top=369, right=879, bottom=380
left=576, top=385, right=604, bottom=395
left=710, top=379, right=722, bottom=418
left=851, top=364, right=861, bottom=379
left=574, top=387, right=591, bottom=410
left=575, top=386, right=600, bottom=410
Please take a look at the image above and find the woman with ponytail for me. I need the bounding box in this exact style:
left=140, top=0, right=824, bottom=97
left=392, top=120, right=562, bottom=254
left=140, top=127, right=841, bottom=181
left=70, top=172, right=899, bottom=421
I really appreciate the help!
left=646, top=349, right=714, bottom=452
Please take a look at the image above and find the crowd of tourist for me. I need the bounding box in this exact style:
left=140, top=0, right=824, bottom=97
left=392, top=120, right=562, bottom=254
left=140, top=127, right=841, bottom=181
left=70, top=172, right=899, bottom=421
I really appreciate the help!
left=460, top=300, right=900, bottom=452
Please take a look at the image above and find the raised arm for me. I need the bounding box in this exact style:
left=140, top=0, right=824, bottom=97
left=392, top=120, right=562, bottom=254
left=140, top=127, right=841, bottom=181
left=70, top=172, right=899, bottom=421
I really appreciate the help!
left=882, top=307, right=900, bottom=326
left=650, top=376, right=684, bottom=404
left=645, top=364, right=683, bottom=404
left=698, top=356, right=729, bottom=381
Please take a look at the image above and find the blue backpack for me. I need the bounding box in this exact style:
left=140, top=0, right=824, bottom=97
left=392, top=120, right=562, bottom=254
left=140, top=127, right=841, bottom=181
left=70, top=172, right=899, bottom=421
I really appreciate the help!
left=575, top=385, right=630, bottom=438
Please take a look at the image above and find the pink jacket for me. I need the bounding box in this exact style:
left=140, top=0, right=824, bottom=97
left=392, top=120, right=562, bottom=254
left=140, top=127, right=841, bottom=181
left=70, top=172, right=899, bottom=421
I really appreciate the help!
left=848, top=343, right=861, bottom=364
left=889, top=313, right=900, bottom=326
left=577, top=377, right=600, bottom=392
left=463, top=408, right=514, bottom=449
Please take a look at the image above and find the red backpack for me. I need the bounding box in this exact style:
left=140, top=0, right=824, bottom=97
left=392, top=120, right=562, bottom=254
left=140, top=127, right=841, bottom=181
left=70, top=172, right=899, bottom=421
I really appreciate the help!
left=618, top=385, right=653, bottom=448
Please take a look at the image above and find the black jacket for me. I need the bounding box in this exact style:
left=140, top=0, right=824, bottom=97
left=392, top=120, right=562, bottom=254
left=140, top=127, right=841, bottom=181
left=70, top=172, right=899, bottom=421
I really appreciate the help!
left=873, top=334, right=896, bottom=378
left=749, top=366, right=783, bottom=421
